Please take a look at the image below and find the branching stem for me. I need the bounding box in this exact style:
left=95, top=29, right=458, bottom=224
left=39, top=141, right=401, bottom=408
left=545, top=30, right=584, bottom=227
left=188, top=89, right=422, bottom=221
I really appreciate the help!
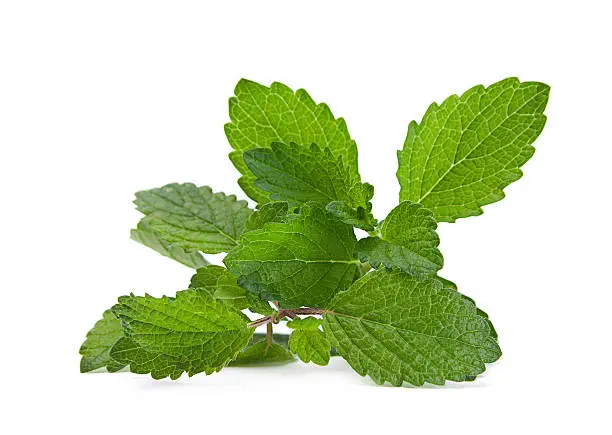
left=248, top=308, right=329, bottom=328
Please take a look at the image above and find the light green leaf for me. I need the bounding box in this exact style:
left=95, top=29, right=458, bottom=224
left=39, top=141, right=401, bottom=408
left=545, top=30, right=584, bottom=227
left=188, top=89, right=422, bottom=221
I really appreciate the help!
left=248, top=332, right=344, bottom=355
left=229, top=340, right=296, bottom=366
left=131, top=223, right=208, bottom=269
left=189, top=265, right=274, bottom=315
left=112, top=289, right=254, bottom=378
left=287, top=316, right=322, bottom=330
left=397, top=77, right=549, bottom=222
left=287, top=317, right=331, bottom=366
left=225, top=79, right=359, bottom=204
left=134, top=183, right=253, bottom=254
left=357, top=201, right=443, bottom=277
left=224, top=203, right=359, bottom=308
left=243, top=142, right=375, bottom=230
left=79, top=309, right=126, bottom=373
left=244, top=202, right=290, bottom=232
left=323, top=269, right=501, bottom=386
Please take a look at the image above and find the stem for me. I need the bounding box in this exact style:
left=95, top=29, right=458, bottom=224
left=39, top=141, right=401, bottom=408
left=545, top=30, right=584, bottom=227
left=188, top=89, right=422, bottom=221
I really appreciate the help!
left=247, top=308, right=329, bottom=328
left=248, top=316, right=275, bottom=329
left=265, top=322, right=273, bottom=354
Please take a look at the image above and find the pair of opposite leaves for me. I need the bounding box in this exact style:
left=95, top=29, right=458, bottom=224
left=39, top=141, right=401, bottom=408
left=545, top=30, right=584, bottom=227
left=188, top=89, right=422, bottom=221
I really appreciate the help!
left=80, top=77, right=549, bottom=386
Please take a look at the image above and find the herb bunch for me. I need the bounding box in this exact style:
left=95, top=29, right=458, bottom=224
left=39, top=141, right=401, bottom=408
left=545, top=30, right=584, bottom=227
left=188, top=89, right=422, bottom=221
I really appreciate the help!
left=80, top=77, right=549, bottom=386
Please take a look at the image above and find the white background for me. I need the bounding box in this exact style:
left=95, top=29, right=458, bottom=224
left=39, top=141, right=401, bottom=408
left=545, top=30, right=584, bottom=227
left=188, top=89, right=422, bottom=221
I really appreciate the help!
left=1, top=1, right=610, bottom=433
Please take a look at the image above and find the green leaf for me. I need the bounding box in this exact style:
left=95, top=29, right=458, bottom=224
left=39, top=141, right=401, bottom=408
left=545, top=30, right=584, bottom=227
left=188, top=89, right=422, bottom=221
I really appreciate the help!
left=134, top=183, right=253, bottom=254
left=109, top=337, right=187, bottom=380
left=251, top=333, right=289, bottom=348
left=79, top=309, right=126, bottom=373
left=244, top=201, right=290, bottom=232
left=112, top=289, right=254, bottom=378
left=189, top=264, right=227, bottom=292
left=476, top=308, right=498, bottom=340
left=287, top=316, right=322, bottom=330
left=435, top=275, right=457, bottom=290
left=287, top=317, right=331, bottom=366
left=354, top=262, right=372, bottom=280
left=244, top=292, right=276, bottom=316
left=225, top=79, right=359, bottom=204
left=357, top=201, right=443, bottom=277
left=189, top=265, right=274, bottom=315
left=323, top=269, right=501, bottom=386
left=131, top=223, right=208, bottom=269
left=243, top=142, right=375, bottom=230
left=224, top=203, right=359, bottom=308
left=248, top=332, right=345, bottom=355
left=325, top=200, right=375, bottom=232
left=189, top=265, right=247, bottom=310
left=397, top=77, right=549, bottom=222
left=229, top=340, right=295, bottom=366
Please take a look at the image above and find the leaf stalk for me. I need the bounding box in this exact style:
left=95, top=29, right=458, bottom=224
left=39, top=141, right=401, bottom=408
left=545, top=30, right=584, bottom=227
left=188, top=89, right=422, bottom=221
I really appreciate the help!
left=248, top=308, right=329, bottom=328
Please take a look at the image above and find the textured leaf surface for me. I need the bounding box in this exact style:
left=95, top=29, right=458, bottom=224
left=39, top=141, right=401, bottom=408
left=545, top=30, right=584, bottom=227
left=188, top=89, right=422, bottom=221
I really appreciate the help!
left=79, top=310, right=125, bottom=373
left=229, top=340, right=295, bottom=366
left=397, top=77, right=549, bottom=222
left=225, top=79, right=359, bottom=203
left=357, top=201, right=443, bottom=277
left=325, top=200, right=375, bottom=231
left=323, top=269, right=501, bottom=386
left=224, top=203, right=359, bottom=308
left=243, top=142, right=375, bottom=230
left=435, top=275, right=457, bottom=290
left=189, top=265, right=274, bottom=315
left=109, top=337, right=186, bottom=380
left=287, top=317, right=331, bottom=365
left=189, top=265, right=228, bottom=292
left=134, top=183, right=253, bottom=254
left=131, top=223, right=208, bottom=269
left=112, top=289, right=254, bottom=378
left=243, top=292, right=276, bottom=316
left=244, top=202, right=290, bottom=232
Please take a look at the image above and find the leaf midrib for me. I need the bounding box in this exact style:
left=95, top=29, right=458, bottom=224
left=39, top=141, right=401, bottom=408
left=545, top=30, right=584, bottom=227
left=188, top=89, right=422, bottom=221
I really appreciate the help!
left=417, top=85, right=547, bottom=203
left=228, top=258, right=361, bottom=264
left=325, top=311, right=491, bottom=348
